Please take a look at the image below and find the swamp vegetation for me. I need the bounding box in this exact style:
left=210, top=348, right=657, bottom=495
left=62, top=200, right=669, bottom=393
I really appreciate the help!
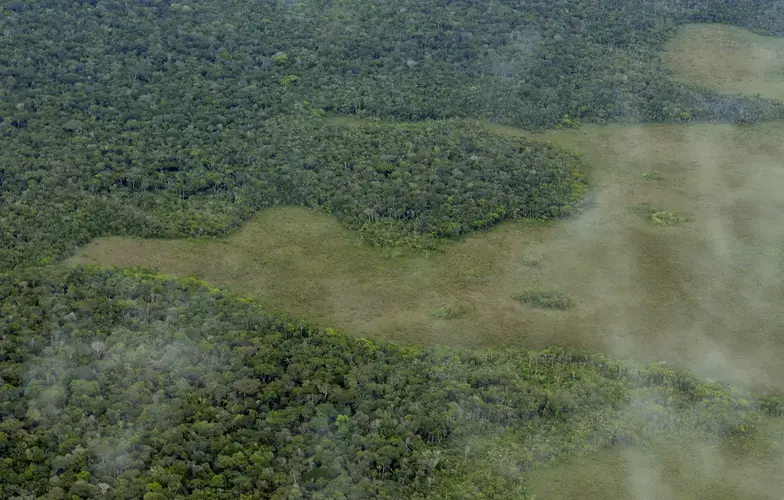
left=2, top=0, right=784, bottom=498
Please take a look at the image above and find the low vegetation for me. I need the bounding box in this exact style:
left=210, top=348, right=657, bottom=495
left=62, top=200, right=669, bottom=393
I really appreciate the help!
left=521, top=257, right=543, bottom=269
left=649, top=211, right=683, bottom=226
left=527, top=422, right=784, bottom=500
left=642, top=171, right=666, bottom=181
left=1, top=267, right=782, bottom=499
left=662, top=23, right=784, bottom=102
left=429, top=302, right=473, bottom=320
left=513, top=289, right=575, bottom=310
left=633, top=204, right=687, bottom=226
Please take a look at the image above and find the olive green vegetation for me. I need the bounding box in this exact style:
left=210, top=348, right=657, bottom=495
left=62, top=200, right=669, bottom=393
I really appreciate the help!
left=429, top=302, right=473, bottom=320
left=72, top=120, right=784, bottom=395
left=528, top=419, right=784, bottom=499
left=3, top=1, right=784, bottom=498
left=632, top=203, right=687, bottom=226
left=512, top=289, right=575, bottom=310
left=2, top=267, right=783, bottom=499
left=662, top=23, right=784, bottom=101
left=642, top=171, right=666, bottom=181
left=4, top=1, right=784, bottom=270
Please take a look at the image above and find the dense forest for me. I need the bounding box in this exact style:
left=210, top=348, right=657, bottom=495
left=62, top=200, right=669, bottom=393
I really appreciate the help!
left=1, top=267, right=782, bottom=499
left=1, top=117, right=586, bottom=268
left=3, top=0, right=784, bottom=267
left=3, top=0, right=784, bottom=498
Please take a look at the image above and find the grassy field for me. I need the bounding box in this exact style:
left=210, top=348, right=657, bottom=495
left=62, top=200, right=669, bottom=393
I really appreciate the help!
left=662, top=23, right=784, bottom=101
left=528, top=416, right=784, bottom=499
left=70, top=120, right=784, bottom=393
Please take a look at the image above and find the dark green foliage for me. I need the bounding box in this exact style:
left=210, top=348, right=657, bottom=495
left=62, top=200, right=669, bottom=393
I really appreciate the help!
left=2, top=0, right=784, bottom=268
left=5, top=0, right=780, bottom=131
left=513, top=289, right=575, bottom=310
left=268, top=120, right=587, bottom=248
left=0, top=117, right=586, bottom=268
left=2, top=1, right=784, bottom=497
left=642, top=171, right=666, bottom=181
left=0, top=267, right=781, bottom=498
left=521, top=258, right=543, bottom=268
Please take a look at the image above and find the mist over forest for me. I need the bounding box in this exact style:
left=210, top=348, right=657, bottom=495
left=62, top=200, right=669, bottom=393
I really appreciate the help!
left=2, top=0, right=784, bottom=499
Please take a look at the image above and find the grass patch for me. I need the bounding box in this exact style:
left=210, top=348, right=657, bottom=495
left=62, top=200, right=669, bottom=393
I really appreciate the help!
left=643, top=170, right=666, bottom=181
left=513, top=289, right=574, bottom=310
left=521, top=253, right=543, bottom=268
left=521, top=258, right=542, bottom=268
left=662, top=23, right=784, bottom=102
left=527, top=417, right=784, bottom=500
left=633, top=204, right=686, bottom=226
left=429, top=302, right=473, bottom=320
left=69, top=120, right=784, bottom=393
left=649, top=211, right=683, bottom=226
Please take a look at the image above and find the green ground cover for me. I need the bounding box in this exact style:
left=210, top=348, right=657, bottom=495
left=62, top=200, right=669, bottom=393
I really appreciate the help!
left=662, top=23, right=784, bottom=102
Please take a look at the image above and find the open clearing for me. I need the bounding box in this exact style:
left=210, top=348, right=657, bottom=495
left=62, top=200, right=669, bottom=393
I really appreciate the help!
left=70, top=26, right=784, bottom=396
left=662, top=23, right=784, bottom=101
left=528, top=417, right=784, bottom=499
left=71, top=119, right=784, bottom=392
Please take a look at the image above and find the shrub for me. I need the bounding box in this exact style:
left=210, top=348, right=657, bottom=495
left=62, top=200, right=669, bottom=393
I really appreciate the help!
left=521, top=254, right=543, bottom=268
left=429, top=302, right=472, bottom=319
left=513, top=289, right=574, bottom=310
left=633, top=203, right=686, bottom=225
left=650, top=211, right=682, bottom=225
left=642, top=171, right=665, bottom=181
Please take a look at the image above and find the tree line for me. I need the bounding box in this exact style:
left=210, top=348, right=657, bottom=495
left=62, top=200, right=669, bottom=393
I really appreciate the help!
left=1, top=266, right=781, bottom=499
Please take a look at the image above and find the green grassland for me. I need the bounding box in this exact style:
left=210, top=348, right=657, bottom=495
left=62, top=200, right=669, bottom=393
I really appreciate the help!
left=530, top=25, right=784, bottom=498
left=663, top=23, right=784, bottom=101
left=529, top=418, right=784, bottom=499
left=71, top=119, right=784, bottom=395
